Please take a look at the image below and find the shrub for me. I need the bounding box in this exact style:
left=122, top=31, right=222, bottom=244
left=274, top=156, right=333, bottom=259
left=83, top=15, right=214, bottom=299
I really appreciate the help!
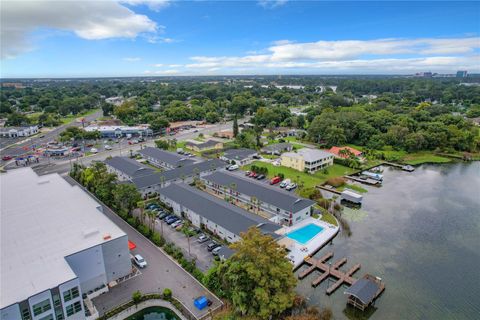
left=132, top=290, right=142, bottom=304
left=138, top=224, right=150, bottom=237
left=163, top=288, right=172, bottom=300
left=326, top=177, right=346, bottom=187
left=152, top=232, right=165, bottom=247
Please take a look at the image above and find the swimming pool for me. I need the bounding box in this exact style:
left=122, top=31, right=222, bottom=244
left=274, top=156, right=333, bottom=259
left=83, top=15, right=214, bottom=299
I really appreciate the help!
left=286, top=223, right=324, bottom=245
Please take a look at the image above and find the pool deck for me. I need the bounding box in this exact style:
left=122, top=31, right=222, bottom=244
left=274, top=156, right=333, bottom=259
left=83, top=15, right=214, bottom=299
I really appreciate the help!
left=276, top=218, right=339, bottom=269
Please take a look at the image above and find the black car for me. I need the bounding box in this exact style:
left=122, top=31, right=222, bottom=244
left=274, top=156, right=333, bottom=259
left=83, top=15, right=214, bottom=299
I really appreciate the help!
left=207, top=241, right=221, bottom=251
left=157, top=212, right=168, bottom=219
left=256, top=174, right=266, bottom=180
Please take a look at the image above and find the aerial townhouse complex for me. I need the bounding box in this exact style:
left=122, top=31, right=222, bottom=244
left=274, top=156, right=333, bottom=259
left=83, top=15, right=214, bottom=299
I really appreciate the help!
left=105, top=156, right=155, bottom=181
left=0, top=168, right=131, bottom=320
left=158, top=183, right=281, bottom=243
left=201, top=171, right=316, bottom=226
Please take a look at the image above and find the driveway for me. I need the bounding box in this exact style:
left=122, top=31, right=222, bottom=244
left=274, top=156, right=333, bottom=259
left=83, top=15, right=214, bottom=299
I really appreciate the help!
left=63, top=176, right=222, bottom=319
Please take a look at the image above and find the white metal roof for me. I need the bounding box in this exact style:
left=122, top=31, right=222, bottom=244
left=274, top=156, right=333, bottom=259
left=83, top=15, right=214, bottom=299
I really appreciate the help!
left=0, top=168, right=126, bottom=309
left=282, top=148, right=333, bottom=162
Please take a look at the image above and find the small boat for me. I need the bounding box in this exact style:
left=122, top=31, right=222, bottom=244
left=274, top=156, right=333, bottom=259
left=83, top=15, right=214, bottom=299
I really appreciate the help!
left=402, top=165, right=415, bottom=172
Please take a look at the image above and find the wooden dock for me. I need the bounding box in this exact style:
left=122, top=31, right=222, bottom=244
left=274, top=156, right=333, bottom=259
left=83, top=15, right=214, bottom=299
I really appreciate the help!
left=300, top=252, right=361, bottom=294
left=316, top=185, right=342, bottom=195
left=344, top=175, right=381, bottom=186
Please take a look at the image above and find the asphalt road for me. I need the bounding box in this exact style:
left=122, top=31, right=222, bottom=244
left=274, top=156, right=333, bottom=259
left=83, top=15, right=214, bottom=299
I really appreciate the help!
left=0, top=109, right=103, bottom=157
left=63, top=175, right=222, bottom=319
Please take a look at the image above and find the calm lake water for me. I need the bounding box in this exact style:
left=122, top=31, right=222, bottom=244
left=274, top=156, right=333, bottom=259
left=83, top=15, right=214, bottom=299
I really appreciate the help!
left=296, top=162, right=480, bottom=320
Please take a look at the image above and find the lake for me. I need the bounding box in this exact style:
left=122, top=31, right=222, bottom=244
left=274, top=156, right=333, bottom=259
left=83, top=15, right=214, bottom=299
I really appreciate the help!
left=296, top=162, right=480, bottom=320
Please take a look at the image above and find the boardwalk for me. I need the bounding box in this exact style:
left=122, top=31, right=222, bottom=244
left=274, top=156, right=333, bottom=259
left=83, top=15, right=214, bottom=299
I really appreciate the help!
left=299, top=252, right=361, bottom=295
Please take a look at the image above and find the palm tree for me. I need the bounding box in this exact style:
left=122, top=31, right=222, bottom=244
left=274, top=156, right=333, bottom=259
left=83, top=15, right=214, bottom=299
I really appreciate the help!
left=147, top=210, right=156, bottom=234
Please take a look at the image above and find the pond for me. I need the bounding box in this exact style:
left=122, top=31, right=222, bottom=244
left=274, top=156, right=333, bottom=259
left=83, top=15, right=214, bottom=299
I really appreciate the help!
left=125, top=306, right=180, bottom=320
left=296, top=162, right=480, bottom=320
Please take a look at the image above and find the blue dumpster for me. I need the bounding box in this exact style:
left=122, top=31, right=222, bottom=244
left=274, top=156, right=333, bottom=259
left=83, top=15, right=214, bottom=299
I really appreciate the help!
left=194, top=296, right=208, bottom=310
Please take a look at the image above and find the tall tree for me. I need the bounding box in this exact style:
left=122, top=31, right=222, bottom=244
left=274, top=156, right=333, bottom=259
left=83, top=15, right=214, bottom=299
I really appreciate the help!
left=218, top=227, right=297, bottom=319
left=233, top=115, right=239, bottom=137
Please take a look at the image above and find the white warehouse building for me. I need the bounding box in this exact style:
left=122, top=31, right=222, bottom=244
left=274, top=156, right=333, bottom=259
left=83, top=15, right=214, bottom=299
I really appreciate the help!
left=0, top=168, right=131, bottom=320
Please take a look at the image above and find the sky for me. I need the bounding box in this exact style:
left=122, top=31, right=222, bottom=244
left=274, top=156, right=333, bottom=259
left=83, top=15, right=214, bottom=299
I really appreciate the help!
left=1, top=0, right=479, bottom=78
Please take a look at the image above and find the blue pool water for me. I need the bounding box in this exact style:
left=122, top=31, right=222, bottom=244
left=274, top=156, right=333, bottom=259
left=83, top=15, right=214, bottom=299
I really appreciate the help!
left=286, top=223, right=324, bottom=244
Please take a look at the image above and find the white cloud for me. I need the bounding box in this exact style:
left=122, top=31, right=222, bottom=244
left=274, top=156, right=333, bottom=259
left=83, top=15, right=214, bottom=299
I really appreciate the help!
left=153, top=63, right=164, bottom=67
left=258, top=0, right=288, bottom=9
left=144, top=69, right=180, bottom=75
left=184, top=37, right=480, bottom=73
left=1, top=0, right=159, bottom=59
left=121, top=0, right=170, bottom=12
left=123, top=57, right=141, bottom=62
left=146, top=35, right=178, bottom=44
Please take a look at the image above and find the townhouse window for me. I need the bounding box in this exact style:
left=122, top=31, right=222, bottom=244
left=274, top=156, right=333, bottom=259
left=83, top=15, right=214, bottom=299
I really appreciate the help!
left=63, top=287, right=79, bottom=302
left=65, top=301, right=82, bottom=317
left=32, top=299, right=51, bottom=316
left=39, top=315, right=54, bottom=320
left=21, top=308, right=31, bottom=320
left=52, top=294, right=61, bottom=308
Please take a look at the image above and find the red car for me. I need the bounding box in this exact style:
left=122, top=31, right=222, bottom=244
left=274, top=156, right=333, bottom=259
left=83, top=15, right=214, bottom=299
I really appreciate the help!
left=2, top=155, right=12, bottom=161
left=270, top=176, right=282, bottom=185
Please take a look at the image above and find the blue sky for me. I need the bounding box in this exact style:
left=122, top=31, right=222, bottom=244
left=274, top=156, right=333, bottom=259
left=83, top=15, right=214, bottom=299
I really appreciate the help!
left=1, top=1, right=479, bottom=77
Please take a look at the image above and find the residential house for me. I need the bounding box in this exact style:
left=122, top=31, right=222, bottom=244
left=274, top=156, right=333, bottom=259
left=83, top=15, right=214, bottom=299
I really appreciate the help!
left=220, top=148, right=258, bottom=165
left=281, top=148, right=334, bottom=173
left=185, top=140, right=223, bottom=152
left=328, top=146, right=363, bottom=159
left=0, top=125, right=39, bottom=138
left=261, top=143, right=293, bottom=155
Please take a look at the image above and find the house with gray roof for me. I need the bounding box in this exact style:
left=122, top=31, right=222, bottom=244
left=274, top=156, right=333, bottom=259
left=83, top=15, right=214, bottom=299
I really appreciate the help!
left=138, top=147, right=195, bottom=169
left=132, top=158, right=225, bottom=198
left=158, top=183, right=281, bottom=243
left=105, top=156, right=155, bottom=181
left=261, top=142, right=293, bottom=155
left=201, top=171, right=315, bottom=225
left=220, top=148, right=258, bottom=165
left=185, top=139, right=223, bottom=152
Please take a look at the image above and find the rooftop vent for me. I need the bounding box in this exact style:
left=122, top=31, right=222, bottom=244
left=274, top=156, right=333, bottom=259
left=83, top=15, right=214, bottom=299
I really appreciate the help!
left=37, top=179, right=50, bottom=185
left=83, top=229, right=99, bottom=238
left=103, top=234, right=112, bottom=241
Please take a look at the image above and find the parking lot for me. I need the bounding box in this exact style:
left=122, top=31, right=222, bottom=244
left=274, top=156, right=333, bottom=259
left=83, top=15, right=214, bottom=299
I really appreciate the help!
left=153, top=216, right=217, bottom=272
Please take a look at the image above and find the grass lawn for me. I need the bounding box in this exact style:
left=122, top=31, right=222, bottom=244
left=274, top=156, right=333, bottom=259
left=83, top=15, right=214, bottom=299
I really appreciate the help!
left=60, top=108, right=100, bottom=125
left=337, top=183, right=368, bottom=194
left=243, top=161, right=357, bottom=189
left=319, top=211, right=338, bottom=226
left=402, top=153, right=451, bottom=165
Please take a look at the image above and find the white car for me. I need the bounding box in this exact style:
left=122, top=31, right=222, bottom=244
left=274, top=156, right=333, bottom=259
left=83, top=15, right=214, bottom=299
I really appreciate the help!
left=227, top=164, right=239, bottom=171
left=133, top=254, right=147, bottom=268
left=279, top=179, right=291, bottom=188
left=104, top=145, right=112, bottom=150
left=90, top=148, right=98, bottom=153
left=286, top=183, right=297, bottom=191
left=171, top=220, right=183, bottom=228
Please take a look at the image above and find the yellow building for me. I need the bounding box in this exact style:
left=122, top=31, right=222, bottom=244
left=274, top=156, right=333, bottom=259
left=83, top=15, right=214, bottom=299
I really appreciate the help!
left=185, top=140, right=223, bottom=152
left=281, top=148, right=334, bottom=173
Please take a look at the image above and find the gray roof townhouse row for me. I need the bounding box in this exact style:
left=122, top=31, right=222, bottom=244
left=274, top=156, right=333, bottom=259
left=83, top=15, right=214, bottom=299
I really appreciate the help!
left=138, top=147, right=195, bottom=168
left=202, top=171, right=316, bottom=213
left=105, top=156, right=155, bottom=179
left=132, top=158, right=226, bottom=189
left=158, top=183, right=281, bottom=239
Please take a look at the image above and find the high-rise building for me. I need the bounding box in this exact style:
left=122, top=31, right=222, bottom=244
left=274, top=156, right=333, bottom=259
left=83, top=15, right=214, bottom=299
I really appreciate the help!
left=456, top=70, right=468, bottom=78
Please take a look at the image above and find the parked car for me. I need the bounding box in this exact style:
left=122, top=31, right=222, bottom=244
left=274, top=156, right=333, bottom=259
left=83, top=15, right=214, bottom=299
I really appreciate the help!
left=256, top=174, right=265, bottom=180
left=270, top=176, right=282, bottom=185
left=90, top=148, right=98, bottom=153
left=166, top=216, right=179, bottom=225
left=146, top=203, right=160, bottom=209
left=157, top=212, right=168, bottom=219
left=227, top=164, right=239, bottom=171
left=279, top=179, right=291, bottom=188
left=175, top=223, right=184, bottom=231
left=252, top=155, right=261, bottom=159
left=2, top=155, right=12, bottom=161
left=207, top=241, right=221, bottom=252
left=197, top=234, right=210, bottom=243
left=250, top=172, right=258, bottom=178
left=244, top=171, right=251, bottom=176
left=171, top=220, right=183, bottom=228
left=133, top=254, right=147, bottom=268
left=188, top=226, right=201, bottom=234
left=212, top=246, right=223, bottom=256
left=286, top=183, right=297, bottom=191
left=104, top=145, right=112, bottom=150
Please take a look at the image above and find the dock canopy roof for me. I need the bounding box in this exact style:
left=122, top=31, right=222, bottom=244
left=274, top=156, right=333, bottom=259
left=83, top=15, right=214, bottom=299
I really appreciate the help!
left=344, top=278, right=380, bottom=305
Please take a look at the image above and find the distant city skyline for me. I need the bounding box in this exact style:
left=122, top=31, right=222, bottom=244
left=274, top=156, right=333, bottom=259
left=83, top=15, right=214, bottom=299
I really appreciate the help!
left=1, top=0, right=479, bottom=78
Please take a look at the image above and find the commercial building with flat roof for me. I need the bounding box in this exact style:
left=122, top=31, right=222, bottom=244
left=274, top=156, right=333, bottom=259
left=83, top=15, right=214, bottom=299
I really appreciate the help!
left=138, top=147, right=195, bottom=170
left=201, top=171, right=315, bottom=225
left=158, top=183, right=281, bottom=243
left=0, top=168, right=131, bottom=320
left=185, top=140, right=223, bottom=152
left=105, top=156, right=155, bottom=181
left=132, top=158, right=225, bottom=198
